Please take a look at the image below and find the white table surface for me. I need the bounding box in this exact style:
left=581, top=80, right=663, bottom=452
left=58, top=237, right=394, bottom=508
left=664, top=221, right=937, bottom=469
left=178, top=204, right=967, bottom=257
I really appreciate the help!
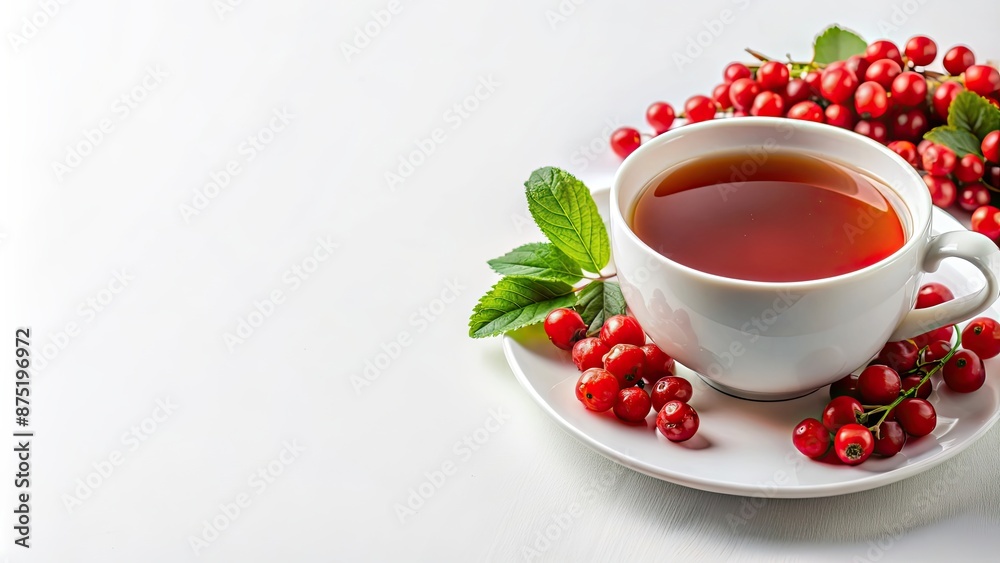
left=3, top=1, right=1000, bottom=561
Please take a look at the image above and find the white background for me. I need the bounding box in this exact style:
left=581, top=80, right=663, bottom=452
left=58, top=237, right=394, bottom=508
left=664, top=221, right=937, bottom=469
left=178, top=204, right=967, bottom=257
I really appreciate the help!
left=2, top=0, right=1000, bottom=561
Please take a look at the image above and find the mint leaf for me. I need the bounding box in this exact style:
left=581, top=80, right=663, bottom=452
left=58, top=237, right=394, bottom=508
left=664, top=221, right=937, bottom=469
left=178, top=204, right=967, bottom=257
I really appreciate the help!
left=525, top=167, right=610, bottom=274
left=924, top=125, right=983, bottom=157
left=812, top=25, right=866, bottom=65
left=948, top=91, right=1000, bottom=141
left=575, top=281, right=626, bottom=336
left=487, top=243, right=583, bottom=284
left=468, top=277, right=577, bottom=338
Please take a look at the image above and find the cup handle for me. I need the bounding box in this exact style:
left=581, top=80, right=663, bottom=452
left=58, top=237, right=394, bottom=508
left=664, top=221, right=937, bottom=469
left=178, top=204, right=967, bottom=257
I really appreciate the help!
left=890, top=230, right=1000, bottom=342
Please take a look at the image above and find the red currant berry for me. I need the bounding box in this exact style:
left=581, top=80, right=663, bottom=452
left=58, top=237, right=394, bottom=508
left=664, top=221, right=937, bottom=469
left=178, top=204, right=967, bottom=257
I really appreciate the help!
left=750, top=91, right=784, bottom=117
left=932, top=81, right=964, bottom=120
left=943, top=45, right=975, bottom=76
left=888, top=140, right=919, bottom=167
left=823, top=395, right=864, bottom=432
left=866, top=40, right=903, bottom=66
left=723, top=62, right=752, bottom=84
left=971, top=205, right=1000, bottom=240
left=571, top=337, right=610, bottom=372
left=916, top=282, right=955, bottom=309
left=943, top=349, right=986, bottom=393
left=803, top=71, right=822, bottom=93
left=891, top=109, right=929, bottom=141
left=956, top=154, right=985, bottom=183
left=610, top=127, right=641, bottom=159
left=824, top=103, right=856, bottom=129
left=613, top=387, right=652, bottom=423
left=786, top=101, right=824, bottom=123
left=865, top=59, right=902, bottom=90
left=854, top=82, right=889, bottom=118
left=961, top=317, right=1000, bottom=359
left=854, top=120, right=888, bottom=144
left=712, top=83, right=733, bottom=110
left=783, top=78, right=811, bottom=105
left=650, top=376, right=692, bottom=412
left=656, top=400, right=699, bottom=442
left=728, top=78, right=759, bottom=112
left=901, top=375, right=932, bottom=399
left=959, top=184, right=991, bottom=212
left=921, top=145, right=957, bottom=175
left=792, top=418, right=832, bottom=459
left=895, top=398, right=936, bottom=437
left=834, top=423, right=875, bottom=465
left=891, top=72, right=928, bottom=107
left=875, top=340, right=919, bottom=373
left=821, top=67, right=859, bottom=104
left=963, top=65, right=1000, bottom=95
left=603, top=343, right=646, bottom=388
left=845, top=55, right=870, bottom=80
left=858, top=364, right=902, bottom=405
left=646, top=102, right=676, bottom=135
left=986, top=164, right=1000, bottom=189
left=684, top=95, right=717, bottom=123
left=912, top=326, right=954, bottom=351
left=830, top=374, right=860, bottom=400
left=576, top=368, right=619, bottom=412
left=904, top=35, right=937, bottom=67
left=923, top=340, right=953, bottom=364
left=544, top=308, right=587, bottom=350
left=640, top=343, right=675, bottom=382
left=873, top=421, right=907, bottom=457
left=982, top=131, right=1000, bottom=163
left=599, top=315, right=645, bottom=348
left=924, top=174, right=958, bottom=208
left=756, top=61, right=790, bottom=91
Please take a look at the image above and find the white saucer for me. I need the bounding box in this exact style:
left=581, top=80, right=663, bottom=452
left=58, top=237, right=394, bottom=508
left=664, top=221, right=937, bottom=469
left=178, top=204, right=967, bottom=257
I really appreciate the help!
left=502, top=187, right=1000, bottom=498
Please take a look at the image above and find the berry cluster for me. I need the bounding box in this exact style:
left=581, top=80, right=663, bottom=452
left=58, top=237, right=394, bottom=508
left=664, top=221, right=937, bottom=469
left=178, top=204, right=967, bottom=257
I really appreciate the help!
left=543, top=309, right=699, bottom=442
left=611, top=35, right=1000, bottom=241
left=793, top=282, right=999, bottom=465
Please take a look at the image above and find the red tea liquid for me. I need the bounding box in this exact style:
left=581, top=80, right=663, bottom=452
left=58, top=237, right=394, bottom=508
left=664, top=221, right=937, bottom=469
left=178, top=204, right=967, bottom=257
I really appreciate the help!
left=630, top=151, right=905, bottom=282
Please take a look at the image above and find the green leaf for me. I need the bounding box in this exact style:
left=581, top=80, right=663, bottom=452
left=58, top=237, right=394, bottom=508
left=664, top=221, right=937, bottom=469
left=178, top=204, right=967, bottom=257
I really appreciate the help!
left=575, top=281, right=626, bottom=336
left=468, top=277, right=577, bottom=338
left=525, top=167, right=610, bottom=274
left=924, top=125, right=984, bottom=157
left=812, top=25, right=867, bottom=65
left=947, top=91, right=1000, bottom=141
left=487, top=243, right=583, bottom=284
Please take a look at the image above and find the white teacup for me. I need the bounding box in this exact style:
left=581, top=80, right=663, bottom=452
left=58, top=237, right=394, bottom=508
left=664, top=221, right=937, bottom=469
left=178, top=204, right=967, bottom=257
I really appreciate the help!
left=610, top=117, right=1000, bottom=401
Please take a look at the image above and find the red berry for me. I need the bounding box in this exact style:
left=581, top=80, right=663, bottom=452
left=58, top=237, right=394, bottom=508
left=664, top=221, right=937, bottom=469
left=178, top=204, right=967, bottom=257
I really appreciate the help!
left=792, top=418, right=832, bottom=459
left=904, top=35, right=937, bottom=67
left=932, top=81, right=965, bottom=119
left=854, top=82, right=889, bottom=118
left=640, top=343, right=675, bottom=382
left=803, top=71, right=822, bottom=93
left=858, top=364, right=902, bottom=405
left=824, top=103, right=856, bottom=129
left=613, top=387, right=652, bottom=423
left=924, top=175, right=957, bottom=208
left=982, top=131, right=1000, bottom=163
left=943, top=46, right=975, bottom=76
left=891, top=109, right=928, bottom=141
left=891, top=72, right=928, bottom=107
left=866, top=40, right=903, bottom=66
left=923, top=340, right=953, bottom=364
left=986, top=164, right=1000, bottom=189
left=684, top=95, right=717, bottom=123
left=822, top=396, right=864, bottom=432
left=656, top=400, right=699, bottom=442
left=922, top=145, right=957, bottom=176
left=873, top=421, right=907, bottom=457
left=971, top=205, right=1000, bottom=240
left=571, top=337, right=610, bottom=372
left=829, top=374, right=860, bottom=400
left=750, top=91, right=784, bottom=117
left=913, top=326, right=954, bottom=351
left=961, top=317, right=1000, bottom=359
left=544, top=308, right=587, bottom=350
left=895, top=398, right=937, bottom=437
left=646, top=102, right=676, bottom=135
left=756, top=61, right=790, bottom=91
left=603, top=343, right=646, bottom=388
left=865, top=59, right=902, bottom=90
left=728, top=78, right=760, bottom=112
left=943, top=349, right=986, bottom=393
left=576, top=368, right=619, bottom=412
left=821, top=67, right=859, bottom=104
left=854, top=120, right=888, bottom=144
left=650, top=376, right=692, bottom=412
left=845, top=55, right=870, bottom=80
left=712, top=83, right=733, bottom=110
left=916, top=282, right=955, bottom=309
left=875, top=340, right=919, bottom=373
left=610, top=127, right=641, bottom=159
left=956, top=154, right=985, bottom=183
left=834, top=424, right=875, bottom=465
left=599, top=315, right=645, bottom=347
left=787, top=101, right=824, bottom=122
left=783, top=78, right=811, bottom=105
left=888, top=140, right=919, bottom=166
left=901, top=375, right=932, bottom=399
left=964, top=65, right=1000, bottom=95
left=723, top=62, right=752, bottom=83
